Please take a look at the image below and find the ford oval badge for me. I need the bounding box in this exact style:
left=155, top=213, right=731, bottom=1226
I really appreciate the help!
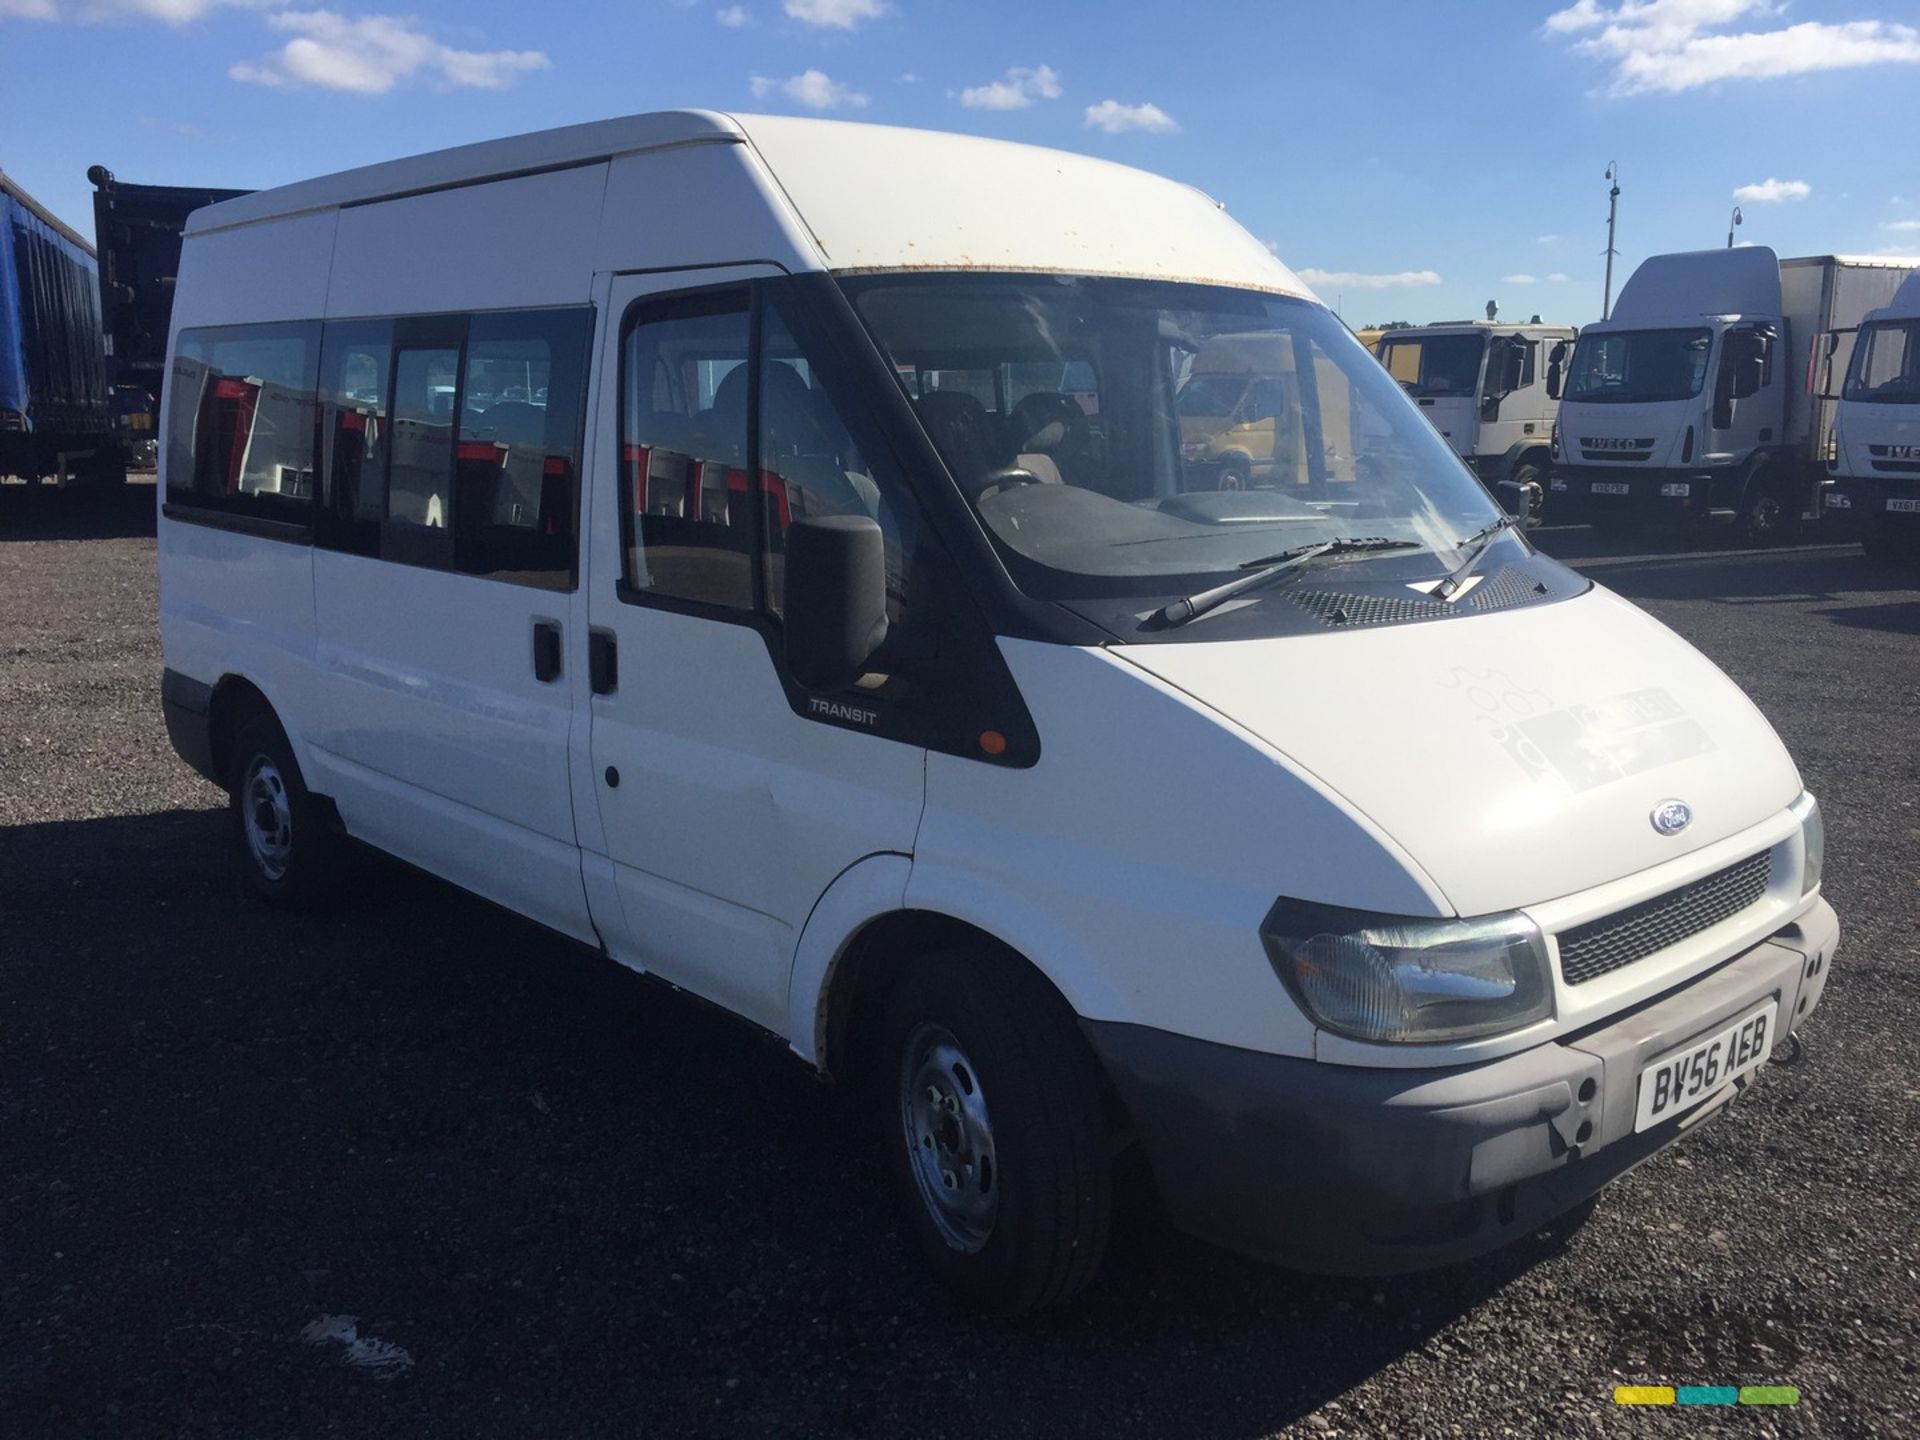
left=1651, top=799, right=1693, bottom=836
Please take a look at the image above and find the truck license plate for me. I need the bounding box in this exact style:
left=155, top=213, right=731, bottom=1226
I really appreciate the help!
left=1889, top=498, right=1920, bottom=514
left=1635, top=1001, right=1777, bottom=1132
left=1592, top=482, right=1631, bottom=496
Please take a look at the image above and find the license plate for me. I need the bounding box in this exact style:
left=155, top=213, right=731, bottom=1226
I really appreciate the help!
left=1592, top=482, right=1631, bottom=496
left=130, top=413, right=152, bottom=431
left=1890, top=497, right=1920, bottom=514
left=1635, top=1001, right=1777, bottom=1132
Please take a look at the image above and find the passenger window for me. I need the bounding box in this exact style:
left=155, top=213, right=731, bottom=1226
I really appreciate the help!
left=166, top=322, right=320, bottom=523
left=760, top=297, right=919, bottom=626
left=454, top=309, right=592, bottom=590
left=389, top=346, right=459, bottom=529
left=316, top=319, right=392, bottom=555
left=619, top=294, right=755, bottom=610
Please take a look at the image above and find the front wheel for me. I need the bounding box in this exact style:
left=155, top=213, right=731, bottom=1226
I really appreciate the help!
left=1738, top=470, right=1800, bottom=545
left=228, top=711, right=340, bottom=906
left=879, top=949, right=1113, bottom=1313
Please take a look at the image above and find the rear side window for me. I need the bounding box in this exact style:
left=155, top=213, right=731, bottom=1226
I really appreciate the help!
left=619, top=293, right=756, bottom=610
left=166, top=322, right=320, bottom=524
left=312, top=307, right=592, bottom=589
left=454, top=310, right=592, bottom=590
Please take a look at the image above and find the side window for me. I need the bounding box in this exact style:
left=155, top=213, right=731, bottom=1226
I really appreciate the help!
left=316, top=318, right=392, bottom=556
left=389, top=345, right=460, bottom=530
left=166, top=322, right=320, bottom=523
left=1519, top=342, right=1537, bottom=389
left=619, top=293, right=754, bottom=610
left=454, top=309, right=592, bottom=590
left=760, top=295, right=920, bottom=625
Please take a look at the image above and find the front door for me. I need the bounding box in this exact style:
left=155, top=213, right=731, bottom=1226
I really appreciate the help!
left=580, top=268, right=928, bottom=1034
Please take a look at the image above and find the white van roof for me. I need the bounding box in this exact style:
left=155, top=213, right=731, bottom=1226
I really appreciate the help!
left=186, top=110, right=1310, bottom=300
left=1606, top=246, right=1782, bottom=326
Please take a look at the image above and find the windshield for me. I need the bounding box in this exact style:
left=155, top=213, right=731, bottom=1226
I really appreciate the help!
left=1565, top=327, right=1712, bottom=403
left=843, top=274, right=1503, bottom=600
left=1844, top=319, right=1920, bottom=404
left=1377, top=332, right=1486, bottom=398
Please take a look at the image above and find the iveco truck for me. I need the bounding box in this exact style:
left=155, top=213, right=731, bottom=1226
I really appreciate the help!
left=1824, top=269, right=1920, bottom=559
left=1377, top=317, right=1575, bottom=523
left=1551, top=248, right=1919, bottom=540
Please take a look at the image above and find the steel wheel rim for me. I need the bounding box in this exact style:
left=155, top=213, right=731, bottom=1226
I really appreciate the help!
left=899, top=1022, right=998, bottom=1253
left=243, top=754, right=293, bottom=882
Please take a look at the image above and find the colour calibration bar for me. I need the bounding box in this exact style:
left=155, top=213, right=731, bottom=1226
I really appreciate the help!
left=1614, top=1385, right=1800, bottom=1406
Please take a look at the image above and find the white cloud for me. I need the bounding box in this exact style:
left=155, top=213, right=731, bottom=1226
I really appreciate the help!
left=230, top=11, right=549, bottom=93
left=1547, top=1, right=1920, bottom=95
left=0, top=0, right=59, bottom=16
left=1503, top=273, right=1540, bottom=285
left=782, top=0, right=886, bottom=30
left=1882, top=219, right=1920, bottom=232
left=896, top=71, right=919, bottom=83
left=1733, top=176, right=1810, bottom=202
left=1297, top=268, right=1443, bottom=290
left=749, top=68, right=868, bottom=109
left=960, top=63, right=1061, bottom=111
left=1536, top=233, right=1562, bottom=245
left=1083, top=99, right=1179, bottom=134
left=1548, top=272, right=1572, bottom=282
left=716, top=4, right=747, bottom=26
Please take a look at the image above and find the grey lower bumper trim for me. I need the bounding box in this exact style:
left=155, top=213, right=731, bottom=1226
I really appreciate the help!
left=160, top=667, right=220, bottom=786
left=1084, top=899, right=1839, bottom=1275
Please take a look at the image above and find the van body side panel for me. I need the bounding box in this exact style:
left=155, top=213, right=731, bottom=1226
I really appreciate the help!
left=594, top=144, right=819, bottom=277
left=910, top=641, right=1443, bottom=1057
left=159, top=211, right=337, bottom=785
left=324, top=165, right=608, bottom=318
left=305, top=560, right=594, bottom=944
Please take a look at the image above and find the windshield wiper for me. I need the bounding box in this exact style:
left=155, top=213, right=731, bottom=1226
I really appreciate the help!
left=1432, top=514, right=1517, bottom=602
left=1149, top=537, right=1419, bottom=629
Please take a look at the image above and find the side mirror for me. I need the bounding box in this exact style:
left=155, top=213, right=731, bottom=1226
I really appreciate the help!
left=784, top=515, right=890, bottom=692
left=1545, top=360, right=1562, bottom=400
left=1494, top=479, right=1531, bottom=520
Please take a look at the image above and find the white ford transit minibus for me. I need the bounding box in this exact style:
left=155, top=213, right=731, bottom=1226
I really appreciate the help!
left=158, top=113, right=1836, bottom=1313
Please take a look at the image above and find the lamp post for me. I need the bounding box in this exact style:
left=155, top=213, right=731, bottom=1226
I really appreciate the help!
left=1727, top=205, right=1743, bottom=249
left=1602, top=162, right=1621, bottom=321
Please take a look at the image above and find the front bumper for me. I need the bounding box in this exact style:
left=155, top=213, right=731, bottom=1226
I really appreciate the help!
left=1085, top=898, right=1838, bottom=1276
left=1549, top=465, right=1718, bottom=526
left=1827, top=479, right=1920, bottom=539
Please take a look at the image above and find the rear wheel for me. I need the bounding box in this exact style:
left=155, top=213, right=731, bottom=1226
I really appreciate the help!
left=879, top=949, right=1112, bottom=1313
left=228, top=711, right=340, bottom=906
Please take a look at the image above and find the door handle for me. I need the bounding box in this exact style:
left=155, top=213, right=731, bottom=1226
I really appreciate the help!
left=589, top=629, right=618, bottom=695
left=532, top=620, right=562, bottom=683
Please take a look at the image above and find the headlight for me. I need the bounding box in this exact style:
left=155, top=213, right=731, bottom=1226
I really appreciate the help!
left=1180, top=439, right=1208, bottom=462
left=1260, top=901, right=1553, bottom=1044
left=1791, top=792, right=1824, bottom=895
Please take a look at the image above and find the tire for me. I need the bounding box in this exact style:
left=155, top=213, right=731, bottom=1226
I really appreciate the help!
left=1737, top=470, right=1799, bottom=546
left=1216, top=455, right=1251, bottom=492
left=878, top=948, right=1113, bottom=1313
left=227, top=710, right=340, bottom=907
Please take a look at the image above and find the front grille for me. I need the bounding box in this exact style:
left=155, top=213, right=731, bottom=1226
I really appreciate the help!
left=1868, top=445, right=1920, bottom=475
left=1557, top=850, right=1773, bottom=986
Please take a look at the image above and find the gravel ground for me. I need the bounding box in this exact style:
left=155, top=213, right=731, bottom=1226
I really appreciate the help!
left=3, top=481, right=1917, bottom=1439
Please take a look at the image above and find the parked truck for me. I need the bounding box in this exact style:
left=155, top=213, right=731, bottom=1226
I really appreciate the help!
left=1823, top=269, right=1920, bottom=560
left=1375, top=316, right=1575, bottom=523
left=1550, top=247, right=1920, bottom=540
left=0, top=167, right=117, bottom=485
left=88, top=167, right=251, bottom=466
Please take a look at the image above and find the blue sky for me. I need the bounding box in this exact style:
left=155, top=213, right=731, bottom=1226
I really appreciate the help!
left=5, top=0, right=1919, bottom=326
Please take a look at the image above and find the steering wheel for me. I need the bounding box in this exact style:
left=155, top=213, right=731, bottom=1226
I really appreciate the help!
left=975, top=465, right=1045, bottom=501
left=1008, top=392, right=1092, bottom=464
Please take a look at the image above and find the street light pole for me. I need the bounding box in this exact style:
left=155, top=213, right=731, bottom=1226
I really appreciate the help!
left=1602, top=162, right=1621, bottom=321
left=1727, top=205, right=1743, bottom=249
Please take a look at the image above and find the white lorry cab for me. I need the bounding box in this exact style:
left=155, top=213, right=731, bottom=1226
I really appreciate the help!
left=157, top=113, right=1837, bottom=1312
left=1825, top=269, right=1920, bottom=559
left=1552, top=247, right=1919, bottom=541
left=1375, top=317, right=1575, bottom=522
